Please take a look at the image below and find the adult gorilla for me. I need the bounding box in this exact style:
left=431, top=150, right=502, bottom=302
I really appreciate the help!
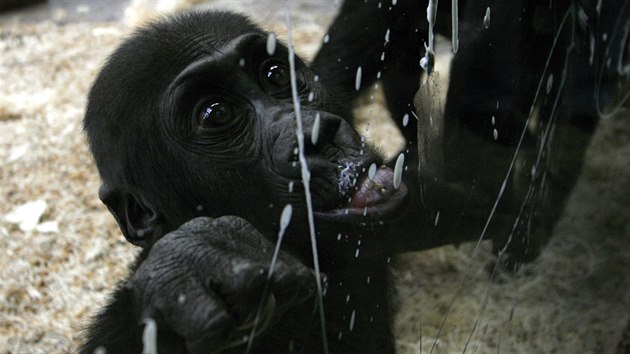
left=80, top=9, right=413, bottom=354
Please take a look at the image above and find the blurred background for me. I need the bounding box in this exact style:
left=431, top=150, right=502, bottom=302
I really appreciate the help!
left=0, top=0, right=628, bottom=353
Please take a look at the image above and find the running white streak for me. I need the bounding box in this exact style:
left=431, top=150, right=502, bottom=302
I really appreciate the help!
left=246, top=205, right=293, bottom=352
left=452, top=0, right=459, bottom=53
left=283, top=3, right=329, bottom=353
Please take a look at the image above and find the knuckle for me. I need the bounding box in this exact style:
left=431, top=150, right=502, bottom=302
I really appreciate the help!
left=230, top=259, right=267, bottom=280
left=295, top=265, right=316, bottom=281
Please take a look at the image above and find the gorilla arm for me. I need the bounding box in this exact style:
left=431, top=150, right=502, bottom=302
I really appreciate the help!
left=80, top=216, right=316, bottom=354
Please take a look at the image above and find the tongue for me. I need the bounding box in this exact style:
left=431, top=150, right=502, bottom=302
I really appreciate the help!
left=348, top=167, right=396, bottom=208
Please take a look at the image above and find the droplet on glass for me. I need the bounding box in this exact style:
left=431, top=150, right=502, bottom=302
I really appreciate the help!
left=349, top=310, right=356, bottom=331
left=493, top=129, right=498, bottom=140
left=452, top=0, right=459, bottom=53
left=311, top=112, right=321, bottom=145
left=368, top=163, right=377, bottom=180
left=393, top=153, right=405, bottom=189
left=420, top=56, right=429, bottom=72
left=279, top=204, right=293, bottom=232
left=483, top=7, right=491, bottom=29
left=402, top=113, right=409, bottom=127
left=266, top=32, right=276, bottom=56
left=546, top=74, right=553, bottom=94
left=142, top=318, right=158, bottom=354
left=355, top=66, right=362, bottom=91
left=323, top=34, right=330, bottom=43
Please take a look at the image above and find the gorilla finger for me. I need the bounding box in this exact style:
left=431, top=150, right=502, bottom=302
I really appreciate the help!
left=186, top=295, right=274, bottom=354
left=160, top=283, right=236, bottom=343
left=214, top=259, right=269, bottom=320
left=269, top=261, right=317, bottom=310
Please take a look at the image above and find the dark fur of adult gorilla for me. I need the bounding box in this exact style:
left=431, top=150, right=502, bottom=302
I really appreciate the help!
left=80, top=10, right=413, bottom=354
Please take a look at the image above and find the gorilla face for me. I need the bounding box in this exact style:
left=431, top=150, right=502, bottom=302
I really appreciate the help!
left=84, top=11, right=408, bottom=257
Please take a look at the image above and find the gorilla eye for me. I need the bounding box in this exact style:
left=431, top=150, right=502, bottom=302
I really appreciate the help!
left=260, top=61, right=291, bottom=95
left=265, top=64, right=290, bottom=86
left=198, top=101, right=235, bottom=128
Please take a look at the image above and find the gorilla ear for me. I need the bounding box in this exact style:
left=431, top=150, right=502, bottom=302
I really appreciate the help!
left=98, top=184, right=165, bottom=247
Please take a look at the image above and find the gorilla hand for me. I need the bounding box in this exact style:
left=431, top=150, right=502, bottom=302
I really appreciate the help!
left=131, top=216, right=317, bottom=353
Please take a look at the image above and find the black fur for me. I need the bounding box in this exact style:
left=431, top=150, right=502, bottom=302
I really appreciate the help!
left=81, top=0, right=605, bottom=352
left=81, top=9, right=409, bottom=354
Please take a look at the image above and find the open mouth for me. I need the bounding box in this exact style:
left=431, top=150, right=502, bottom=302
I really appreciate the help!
left=315, top=164, right=409, bottom=221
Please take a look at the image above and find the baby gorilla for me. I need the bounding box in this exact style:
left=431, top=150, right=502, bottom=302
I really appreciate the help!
left=80, top=10, right=409, bottom=354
